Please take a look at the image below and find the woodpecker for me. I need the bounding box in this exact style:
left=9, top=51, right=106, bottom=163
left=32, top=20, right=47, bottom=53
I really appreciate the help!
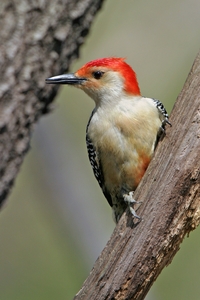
left=46, top=57, right=171, bottom=223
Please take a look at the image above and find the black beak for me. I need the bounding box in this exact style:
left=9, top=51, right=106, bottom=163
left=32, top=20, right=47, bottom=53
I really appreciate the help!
left=45, top=73, right=87, bottom=85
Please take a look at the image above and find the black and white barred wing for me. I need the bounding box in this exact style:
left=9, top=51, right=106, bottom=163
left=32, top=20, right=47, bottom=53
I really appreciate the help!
left=151, top=98, right=172, bottom=147
left=153, top=98, right=171, bottom=128
left=86, top=134, right=113, bottom=207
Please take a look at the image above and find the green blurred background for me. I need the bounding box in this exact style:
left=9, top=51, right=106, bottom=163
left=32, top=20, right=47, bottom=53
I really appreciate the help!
left=0, top=1, right=200, bottom=299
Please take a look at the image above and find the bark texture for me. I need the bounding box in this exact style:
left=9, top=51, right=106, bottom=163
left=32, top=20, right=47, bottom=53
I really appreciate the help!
left=0, top=0, right=104, bottom=206
left=74, top=51, right=200, bottom=299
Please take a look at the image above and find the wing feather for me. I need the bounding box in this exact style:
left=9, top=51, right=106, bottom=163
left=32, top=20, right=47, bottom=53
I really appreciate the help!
left=86, top=120, right=113, bottom=207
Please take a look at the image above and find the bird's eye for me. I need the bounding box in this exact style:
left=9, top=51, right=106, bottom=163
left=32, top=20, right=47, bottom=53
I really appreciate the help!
left=93, top=71, right=104, bottom=80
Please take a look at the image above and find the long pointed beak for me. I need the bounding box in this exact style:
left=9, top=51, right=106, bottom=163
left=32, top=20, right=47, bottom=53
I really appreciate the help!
left=45, top=73, right=87, bottom=85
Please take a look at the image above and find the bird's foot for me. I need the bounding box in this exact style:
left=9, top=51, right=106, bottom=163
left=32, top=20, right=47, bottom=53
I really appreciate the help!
left=123, top=191, right=141, bottom=220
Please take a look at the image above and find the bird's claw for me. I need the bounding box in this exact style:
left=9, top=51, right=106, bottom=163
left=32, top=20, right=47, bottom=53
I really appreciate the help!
left=129, top=206, right=141, bottom=220
left=123, top=191, right=141, bottom=220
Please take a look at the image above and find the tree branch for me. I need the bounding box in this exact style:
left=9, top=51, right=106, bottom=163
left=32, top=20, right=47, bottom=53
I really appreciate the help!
left=74, top=51, right=200, bottom=299
left=0, top=0, right=104, bottom=206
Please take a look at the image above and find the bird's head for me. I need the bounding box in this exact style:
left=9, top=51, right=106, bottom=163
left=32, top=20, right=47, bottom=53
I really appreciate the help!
left=46, top=57, right=141, bottom=105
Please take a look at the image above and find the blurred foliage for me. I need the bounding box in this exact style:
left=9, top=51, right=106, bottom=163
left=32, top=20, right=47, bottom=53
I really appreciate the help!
left=0, top=0, right=200, bottom=299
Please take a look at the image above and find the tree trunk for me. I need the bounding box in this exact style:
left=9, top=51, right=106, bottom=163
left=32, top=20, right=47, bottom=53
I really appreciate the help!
left=74, top=51, right=200, bottom=299
left=0, top=0, right=104, bottom=206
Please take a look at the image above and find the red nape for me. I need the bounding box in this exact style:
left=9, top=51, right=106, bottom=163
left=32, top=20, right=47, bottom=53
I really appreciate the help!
left=84, top=57, right=141, bottom=96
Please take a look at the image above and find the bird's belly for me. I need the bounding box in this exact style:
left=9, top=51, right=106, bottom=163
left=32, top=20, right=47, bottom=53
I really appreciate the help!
left=99, top=130, right=152, bottom=196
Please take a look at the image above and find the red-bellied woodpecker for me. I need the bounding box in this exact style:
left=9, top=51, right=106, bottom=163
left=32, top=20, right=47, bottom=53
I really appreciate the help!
left=46, top=57, right=171, bottom=223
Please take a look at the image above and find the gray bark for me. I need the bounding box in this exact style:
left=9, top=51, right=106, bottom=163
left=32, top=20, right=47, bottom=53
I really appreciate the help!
left=0, top=0, right=104, bottom=206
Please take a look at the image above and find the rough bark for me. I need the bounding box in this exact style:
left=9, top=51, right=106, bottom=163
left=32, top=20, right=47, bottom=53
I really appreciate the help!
left=0, top=0, right=104, bottom=206
left=74, top=51, right=200, bottom=299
